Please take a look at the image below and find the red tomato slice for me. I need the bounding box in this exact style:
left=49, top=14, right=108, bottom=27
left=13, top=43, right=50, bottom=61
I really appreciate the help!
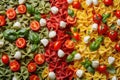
left=10, top=60, right=20, bottom=72
left=0, top=16, right=6, bottom=26
left=34, top=54, right=45, bottom=65
left=17, top=5, right=26, bottom=14
left=41, top=14, right=47, bottom=18
left=93, top=14, right=102, bottom=24
left=27, top=62, right=37, bottom=73
left=16, top=38, right=26, bottom=49
left=30, top=75, right=40, bottom=80
left=115, top=10, right=120, bottom=19
left=54, top=41, right=62, bottom=50
left=30, top=21, right=40, bottom=31
left=2, top=54, right=9, bottom=64
left=67, top=16, right=76, bottom=25
left=98, top=24, right=108, bottom=35
left=73, top=32, right=80, bottom=41
left=103, top=0, right=113, bottom=6
left=108, top=30, right=118, bottom=41
left=72, top=1, right=81, bottom=9
left=97, top=65, right=107, bottom=73
left=6, top=8, right=16, bottom=20
left=65, top=40, right=75, bottom=49
left=115, top=42, right=120, bottom=52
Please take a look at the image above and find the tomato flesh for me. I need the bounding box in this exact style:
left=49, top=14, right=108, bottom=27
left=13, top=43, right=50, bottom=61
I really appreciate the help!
left=108, top=31, right=118, bottom=41
left=115, top=10, right=120, bottom=19
left=30, top=75, right=40, bottom=80
left=17, top=5, right=26, bottom=14
left=103, top=0, right=113, bottom=6
left=30, top=21, right=40, bottom=31
left=93, top=14, right=102, bottom=24
left=6, top=8, right=16, bottom=20
left=98, top=24, right=108, bottom=35
left=65, top=40, right=75, bottom=49
left=34, top=54, right=45, bottom=65
left=73, top=32, right=80, bottom=41
left=72, top=1, right=81, bottom=9
left=16, top=38, right=26, bottom=49
left=115, top=43, right=120, bottom=52
left=10, top=60, right=20, bottom=72
left=54, top=41, right=62, bottom=50
left=2, top=54, right=9, bottom=64
left=67, top=16, right=76, bottom=25
left=0, top=16, right=6, bottom=26
left=28, top=62, right=37, bottom=73
left=97, top=65, right=107, bottom=73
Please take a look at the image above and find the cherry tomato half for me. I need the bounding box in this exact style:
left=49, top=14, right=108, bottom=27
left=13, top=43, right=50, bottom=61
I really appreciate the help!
left=115, top=42, right=120, bottom=52
left=93, top=14, right=102, bottom=24
left=103, top=0, right=113, bottom=6
left=115, top=10, right=120, bottom=19
left=67, top=16, right=76, bottom=25
left=72, top=1, right=81, bottom=9
left=30, top=75, right=40, bottom=80
left=6, top=8, right=16, bottom=20
left=10, top=60, right=20, bottom=72
left=54, top=41, right=62, bottom=50
left=27, top=62, right=37, bottom=73
left=34, top=54, right=45, bottom=65
left=73, top=32, right=80, bottom=41
left=16, top=38, right=26, bottom=49
left=97, top=65, right=107, bottom=73
left=98, top=24, right=108, bottom=35
left=108, top=30, right=118, bottom=41
left=0, top=16, right=6, bottom=26
left=17, top=5, right=26, bottom=14
left=2, top=54, right=9, bottom=64
left=65, top=40, right=75, bottom=49
left=30, top=21, right=40, bottom=31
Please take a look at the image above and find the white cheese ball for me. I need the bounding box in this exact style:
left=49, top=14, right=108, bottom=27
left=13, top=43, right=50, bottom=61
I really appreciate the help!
left=76, top=70, right=84, bottom=78
left=0, top=40, right=4, bottom=48
left=92, top=60, right=99, bottom=68
left=40, top=18, right=47, bottom=26
left=74, top=53, right=82, bottom=60
left=108, top=56, right=115, bottom=65
left=14, top=51, right=21, bottom=60
left=13, top=22, right=21, bottom=27
left=58, top=49, right=65, bottom=58
left=60, top=21, right=67, bottom=28
left=48, top=72, right=56, bottom=80
left=86, top=0, right=93, bottom=6
left=12, top=76, right=17, bottom=80
left=93, top=0, right=99, bottom=6
left=18, top=0, right=26, bottom=4
left=51, top=6, right=59, bottom=14
left=112, top=76, right=118, bottom=80
left=40, top=38, right=49, bottom=47
left=83, top=36, right=90, bottom=43
left=92, top=23, right=98, bottom=31
left=67, top=0, right=73, bottom=4
left=49, top=31, right=56, bottom=38
left=117, top=19, right=120, bottom=26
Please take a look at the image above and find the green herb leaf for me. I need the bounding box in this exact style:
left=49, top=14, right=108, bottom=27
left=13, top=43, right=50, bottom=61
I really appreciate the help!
left=107, top=65, right=116, bottom=74
left=68, top=8, right=74, bottom=17
left=102, top=13, right=111, bottom=23
left=87, top=66, right=95, bottom=74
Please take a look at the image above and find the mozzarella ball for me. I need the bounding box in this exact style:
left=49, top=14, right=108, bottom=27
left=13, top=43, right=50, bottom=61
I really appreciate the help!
left=92, top=23, right=98, bottom=31
left=51, top=6, right=59, bottom=14
left=86, top=0, right=93, bottom=6
left=48, top=72, right=56, bottom=80
left=40, top=38, right=49, bottom=47
left=14, top=51, right=22, bottom=60
left=112, top=76, right=118, bottom=80
left=12, top=76, right=17, bottom=80
left=60, top=21, right=67, bottom=28
left=92, top=60, right=99, bottom=68
left=83, top=36, right=90, bottom=43
left=49, top=31, right=56, bottom=38
left=93, top=0, right=99, bottom=6
left=117, top=19, right=120, bottom=26
left=0, top=40, right=4, bottom=48
left=18, top=0, right=26, bottom=4
left=58, top=49, right=65, bottom=58
left=108, top=56, right=115, bottom=65
left=74, top=53, right=82, bottom=60
left=40, top=18, right=47, bottom=26
left=13, top=22, right=21, bottom=27
left=67, top=0, right=73, bottom=4
left=76, top=70, right=84, bottom=78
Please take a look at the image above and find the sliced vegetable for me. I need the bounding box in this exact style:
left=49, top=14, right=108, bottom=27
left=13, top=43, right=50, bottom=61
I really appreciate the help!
left=102, top=13, right=111, bottom=23
left=26, top=4, right=35, bottom=14
left=0, top=15, right=6, bottom=26
left=10, top=60, right=20, bottom=72
left=108, top=30, right=118, bottom=41
left=16, top=38, right=26, bottom=49
left=54, top=41, right=62, bottom=50
left=72, top=1, right=81, bottom=9
left=73, top=32, right=80, bottom=41
left=97, top=65, right=107, bottom=73
left=103, top=0, right=113, bottom=6
left=93, top=14, right=102, bottom=24
left=30, top=21, right=40, bottom=31
left=17, top=5, right=26, bottom=14
left=27, top=62, right=36, bottom=73
left=107, top=65, right=116, bottom=74
left=66, top=51, right=77, bottom=62
left=65, top=39, right=75, bottom=49
left=68, top=8, right=74, bottom=17
left=34, top=54, right=45, bottom=65
left=2, top=54, right=9, bottom=64
left=6, top=8, right=16, bottom=19
left=115, top=10, right=120, bottom=19
left=115, top=42, right=120, bottom=52
left=30, top=75, right=40, bottom=80
left=98, top=23, right=108, bottom=35
left=67, top=16, right=76, bottom=25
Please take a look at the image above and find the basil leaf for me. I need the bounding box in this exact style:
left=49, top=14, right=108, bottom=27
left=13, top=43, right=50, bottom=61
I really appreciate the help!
left=31, top=44, right=38, bottom=52
left=102, top=13, right=110, bottom=23
left=66, top=55, right=74, bottom=62
left=68, top=8, right=74, bottom=17
left=87, top=66, right=95, bottom=74
left=34, top=14, right=41, bottom=21
left=17, top=28, right=29, bottom=38
left=26, top=4, right=35, bottom=14
left=107, top=65, right=116, bottom=74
